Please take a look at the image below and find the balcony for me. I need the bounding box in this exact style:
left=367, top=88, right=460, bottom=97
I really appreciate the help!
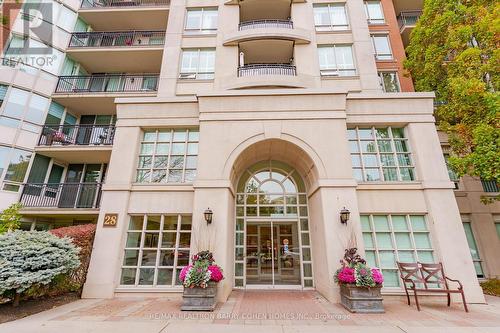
left=55, top=74, right=158, bottom=93
left=239, top=19, right=293, bottom=30
left=67, top=31, right=164, bottom=72
left=227, top=63, right=312, bottom=89
left=397, top=10, right=422, bottom=46
left=35, top=124, right=115, bottom=163
left=20, top=183, right=102, bottom=209
left=52, top=74, right=158, bottom=114
left=238, top=64, right=296, bottom=76
left=39, top=124, right=115, bottom=146
left=79, top=0, right=169, bottom=30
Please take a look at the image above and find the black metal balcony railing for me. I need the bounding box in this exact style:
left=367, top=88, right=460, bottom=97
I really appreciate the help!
left=397, top=11, right=422, bottom=31
left=81, top=0, right=170, bottom=8
left=38, top=124, right=115, bottom=146
left=238, top=64, right=297, bottom=77
left=481, top=180, right=499, bottom=193
left=69, top=31, right=165, bottom=48
left=55, top=74, right=159, bottom=93
left=239, top=19, right=293, bottom=31
left=20, top=183, right=102, bottom=209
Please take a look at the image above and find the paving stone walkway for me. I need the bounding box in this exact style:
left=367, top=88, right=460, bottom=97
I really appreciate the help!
left=1, top=291, right=499, bottom=332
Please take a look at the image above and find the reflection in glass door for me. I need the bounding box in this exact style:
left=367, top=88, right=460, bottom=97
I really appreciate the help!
left=246, top=221, right=301, bottom=286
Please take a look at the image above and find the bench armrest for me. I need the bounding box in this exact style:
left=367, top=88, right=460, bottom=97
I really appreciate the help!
left=445, top=276, right=464, bottom=289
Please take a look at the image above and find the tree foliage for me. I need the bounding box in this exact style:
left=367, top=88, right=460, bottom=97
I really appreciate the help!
left=0, top=203, right=23, bottom=233
left=0, top=231, right=80, bottom=305
left=405, top=0, right=499, bottom=186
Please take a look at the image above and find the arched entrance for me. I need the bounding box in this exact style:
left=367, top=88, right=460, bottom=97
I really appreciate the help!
left=234, top=160, right=313, bottom=289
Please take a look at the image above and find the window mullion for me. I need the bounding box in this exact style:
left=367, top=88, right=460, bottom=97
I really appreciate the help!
left=182, top=129, right=188, bottom=182
left=153, top=215, right=164, bottom=286
left=389, top=127, right=402, bottom=181
left=173, top=214, right=182, bottom=286
left=165, top=129, right=173, bottom=183
left=372, top=126, right=384, bottom=181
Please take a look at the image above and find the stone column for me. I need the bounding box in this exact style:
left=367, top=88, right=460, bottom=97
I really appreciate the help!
left=309, top=184, right=360, bottom=303
left=82, top=125, right=141, bottom=298
left=407, top=123, right=485, bottom=303
left=191, top=184, right=234, bottom=302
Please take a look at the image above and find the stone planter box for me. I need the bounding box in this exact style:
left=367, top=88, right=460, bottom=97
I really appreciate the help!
left=181, top=281, right=217, bottom=311
left=340, top=284, right=384, bottom=313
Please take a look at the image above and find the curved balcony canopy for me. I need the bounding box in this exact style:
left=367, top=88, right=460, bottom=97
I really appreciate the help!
left=223, top=21, right=311, bottom=46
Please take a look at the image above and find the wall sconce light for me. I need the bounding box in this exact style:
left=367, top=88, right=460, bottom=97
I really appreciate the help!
left=340, top=207, right=350, bottom=224
left=204, top=208, right=213, bottom=224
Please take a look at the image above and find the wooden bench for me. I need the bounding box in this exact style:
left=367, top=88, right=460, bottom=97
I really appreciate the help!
left=397, top=262, right=468, bottom=312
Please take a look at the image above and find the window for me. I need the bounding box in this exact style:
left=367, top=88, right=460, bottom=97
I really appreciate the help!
left=0, top=85, right=7, bottom=107
left=313, top=3, right=349, bottom=31
left=348, top=127, right=415, bottom=182
left=495, top=218, right=500, bottom=240
left=179, top=49, right=215, bottom=79
left=378, top=72, right=400, bottom=92
left=318, top=45, right=356, bottom=76
left=136, top=129, right=199, bottom=184
left=5, top=36, right=64, bottom=75
left=371, top=34, right=392, bottom=60
left=481, top=179, right=499, bottom=193
left=120, top=215, right=192, bottom=287
left=444, top=154, right=459, bottom=189
left=362, top=214, right=434, bottom=287
left=364, top=1, right=385, bottom=24
left=1, top=147, right=32, bottom=192
left=185, top=8, right=218, bottom=34
left=0, top=87, right=49, bottom=132
left=462, top=218, right=484, bottom=278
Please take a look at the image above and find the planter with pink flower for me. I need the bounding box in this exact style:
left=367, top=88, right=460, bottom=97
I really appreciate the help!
left=334, top=248, right=384, bottom=313
left=179, top=250, right=224, bottom=311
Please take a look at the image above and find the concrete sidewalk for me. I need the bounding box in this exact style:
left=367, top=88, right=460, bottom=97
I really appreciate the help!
left=1, top=291, right=499, bottom=333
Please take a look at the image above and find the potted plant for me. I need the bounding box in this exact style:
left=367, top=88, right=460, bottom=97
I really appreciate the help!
left=334, top=248, right=385, bottom=313
left=179, top=250, right=224, bottom=311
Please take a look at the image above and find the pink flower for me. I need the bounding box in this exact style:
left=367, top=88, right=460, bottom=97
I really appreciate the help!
left=372, top=268, right=384, bottom=285
left=208, top=265, right=224, bottom=282
left=179, top=265, right=192, bottom=282
left=337, top=267, right=356, bottom=284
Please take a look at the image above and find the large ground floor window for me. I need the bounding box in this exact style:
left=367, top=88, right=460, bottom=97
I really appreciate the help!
left=120, top=214, right=192, bottom=287
left=361, top=214, right=434, bottom=288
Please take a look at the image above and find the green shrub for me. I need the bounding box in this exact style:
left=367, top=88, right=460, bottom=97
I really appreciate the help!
left=0, top=231, right=80, bottom=306
left=481, top=279, right=500, bottom=297
left=0, top=203, right=22, bottom=234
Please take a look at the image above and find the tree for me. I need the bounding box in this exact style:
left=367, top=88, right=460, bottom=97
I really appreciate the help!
left=0, top=203, right=23, bottom=233
left=404, top=0, right=499, bottom=197
left=0, top=231, right=80, bottom=306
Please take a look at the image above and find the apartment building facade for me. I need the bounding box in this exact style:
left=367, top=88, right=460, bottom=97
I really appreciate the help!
left=0, top=0, right=495, bottom=304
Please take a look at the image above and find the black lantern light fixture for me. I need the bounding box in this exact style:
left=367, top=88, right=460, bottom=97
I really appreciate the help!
left=340, top=207, right=350, bottom=224
left=204, top=208, right=213, bottom=224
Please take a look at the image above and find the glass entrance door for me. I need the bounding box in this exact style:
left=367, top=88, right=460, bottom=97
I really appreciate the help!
left=245, top=221, right=301, bottom=287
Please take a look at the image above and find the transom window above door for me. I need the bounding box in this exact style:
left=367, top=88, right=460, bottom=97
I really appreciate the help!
left=236, top=160, right=308, bottom=218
